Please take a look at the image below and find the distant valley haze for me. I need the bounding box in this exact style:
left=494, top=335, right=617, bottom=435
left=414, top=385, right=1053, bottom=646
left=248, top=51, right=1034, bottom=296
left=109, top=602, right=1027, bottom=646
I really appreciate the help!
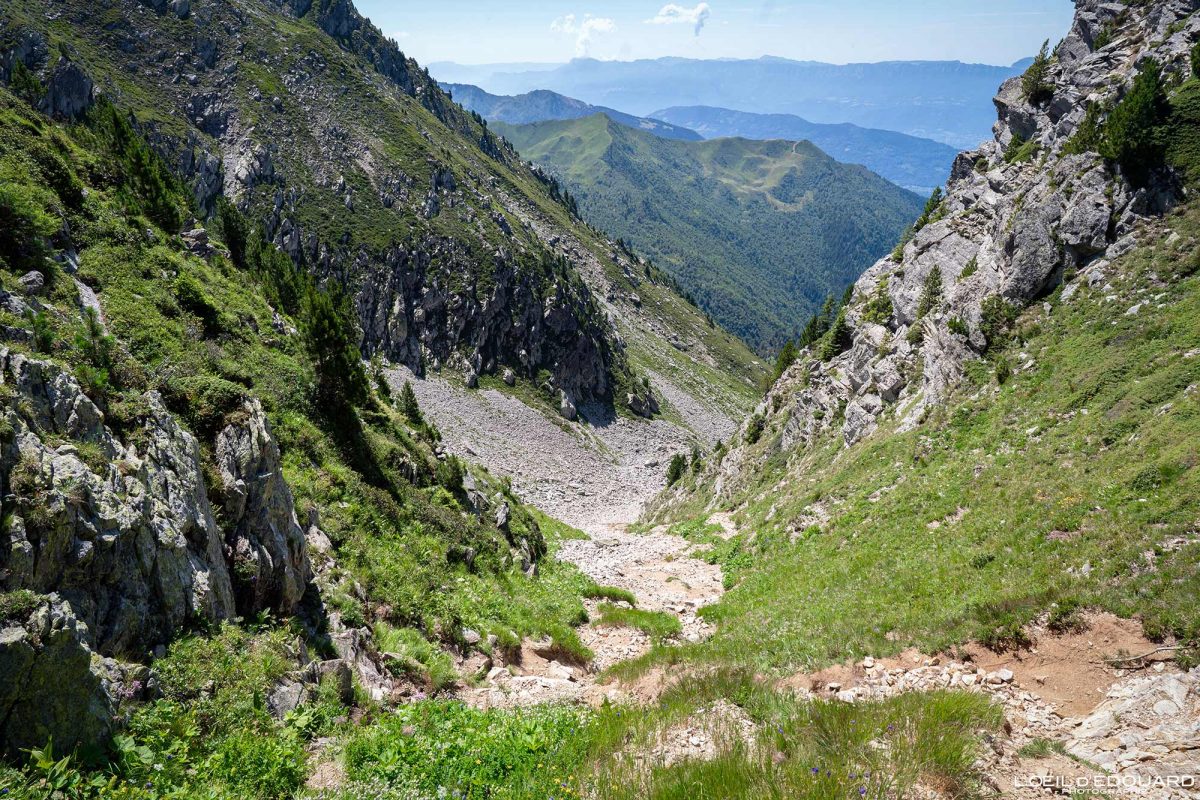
left=357, top=1, right=1071, bottom=149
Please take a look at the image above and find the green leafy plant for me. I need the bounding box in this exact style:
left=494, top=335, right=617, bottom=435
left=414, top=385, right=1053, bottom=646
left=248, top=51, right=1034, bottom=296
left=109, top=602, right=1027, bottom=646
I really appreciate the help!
left=1064, top=101, right=1105, bottom=155
left=399, top=380, right=423, bottom=424
left=303, top=285, right=369, bottom=412
left=916, top=267, right=943, bottom=319
left=861, top=277, right=894, bottom=324
left=8, top=60, right=43, bottom=105
left=584, top=584, right=637, bottom=605
left=373, top=622, right=459, bottom=690
left=1004, top=133, right=1039, bottom=164
left=26, top=309, right=55, bottom=353
left=595, top=603, right=682, bottom=642
left=744, top=413, right=766, bottom=445
left=819, top=308, right=851, bottom=360
left=979, top=295, right=1018, bottom=349
left=0, top=182, right=57, bottom=272
left=91, top=99, right=186, bottom=233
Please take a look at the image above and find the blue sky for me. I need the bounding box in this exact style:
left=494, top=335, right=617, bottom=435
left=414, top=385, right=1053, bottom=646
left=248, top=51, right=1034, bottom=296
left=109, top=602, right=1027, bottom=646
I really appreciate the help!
left=356, top=1, right=1075, bottom=66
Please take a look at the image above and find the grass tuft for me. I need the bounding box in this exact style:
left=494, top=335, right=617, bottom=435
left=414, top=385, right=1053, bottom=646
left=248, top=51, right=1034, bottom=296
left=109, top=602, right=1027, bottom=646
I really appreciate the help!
left=595, top=604, right=683, bottom=643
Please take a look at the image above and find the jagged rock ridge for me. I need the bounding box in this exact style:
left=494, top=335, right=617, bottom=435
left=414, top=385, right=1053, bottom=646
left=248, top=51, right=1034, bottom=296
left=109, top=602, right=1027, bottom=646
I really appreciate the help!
left=702, top=0, right=1200, bottom=505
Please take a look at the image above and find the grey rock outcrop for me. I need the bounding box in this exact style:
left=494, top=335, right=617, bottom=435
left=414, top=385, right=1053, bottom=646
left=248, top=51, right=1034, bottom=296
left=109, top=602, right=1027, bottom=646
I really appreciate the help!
left=350, top=235, right=617, bottom=410
left=0, top=597, right=113, bottom=757
left=38, top=59, right=94, bottom=120
left=215, top=400, right=312, bottom=616
left=0, top=349, right=235, bottom=654
left=0, top=349, right=316, bottom=753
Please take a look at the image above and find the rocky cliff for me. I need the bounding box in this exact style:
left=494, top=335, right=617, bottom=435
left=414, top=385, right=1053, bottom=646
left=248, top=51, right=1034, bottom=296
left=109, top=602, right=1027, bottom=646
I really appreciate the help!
left=0, top=348, right=313, bottom=754
left=676, top=0, right=1200, bottom=507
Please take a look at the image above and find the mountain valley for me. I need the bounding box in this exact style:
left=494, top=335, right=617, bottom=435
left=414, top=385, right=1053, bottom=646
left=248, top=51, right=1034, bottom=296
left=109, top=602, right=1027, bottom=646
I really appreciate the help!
left=0, top=0, right=1198, bottom=798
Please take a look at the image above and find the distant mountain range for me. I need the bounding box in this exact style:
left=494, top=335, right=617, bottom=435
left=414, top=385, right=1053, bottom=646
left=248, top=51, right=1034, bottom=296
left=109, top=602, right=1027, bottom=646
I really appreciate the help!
left=442, top=83, right=701, bottom=141
left=431, top=56, right=1029, bottom=149
left=651, top=106, right=958, bottom=194
left=495, top=114, right=924, bottom=351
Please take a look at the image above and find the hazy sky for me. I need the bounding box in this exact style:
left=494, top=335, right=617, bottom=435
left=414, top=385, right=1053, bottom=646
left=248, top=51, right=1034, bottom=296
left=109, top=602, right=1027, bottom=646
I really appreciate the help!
left=356, top=1, right=1075, bottom=67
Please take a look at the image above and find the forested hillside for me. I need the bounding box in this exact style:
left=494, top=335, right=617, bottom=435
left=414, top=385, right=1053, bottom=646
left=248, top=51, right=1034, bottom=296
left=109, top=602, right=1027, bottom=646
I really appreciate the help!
left=497, top=114, right=924, bottom=352
left=652, top=105, right=959, bottom=193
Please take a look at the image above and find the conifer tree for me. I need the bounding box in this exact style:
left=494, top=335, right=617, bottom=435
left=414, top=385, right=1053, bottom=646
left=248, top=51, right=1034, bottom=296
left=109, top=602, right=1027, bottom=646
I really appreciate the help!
left=303, top=286, right=368, bottom=412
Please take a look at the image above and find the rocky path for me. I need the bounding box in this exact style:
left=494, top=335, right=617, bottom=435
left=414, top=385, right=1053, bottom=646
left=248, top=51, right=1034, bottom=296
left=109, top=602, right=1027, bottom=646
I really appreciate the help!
left=462, top=521, right=726, bottom=709
left=382, top=365, right=738, bottom=707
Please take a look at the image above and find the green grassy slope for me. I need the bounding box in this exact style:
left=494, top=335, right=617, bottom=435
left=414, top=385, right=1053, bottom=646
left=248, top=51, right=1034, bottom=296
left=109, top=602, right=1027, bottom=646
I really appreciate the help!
left=496, top=114, right=925, bottom=352
left=643, top=201, right=1200, bottom=674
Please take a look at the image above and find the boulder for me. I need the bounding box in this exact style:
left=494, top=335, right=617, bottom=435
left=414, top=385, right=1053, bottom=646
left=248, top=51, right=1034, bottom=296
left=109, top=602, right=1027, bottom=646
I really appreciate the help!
left=19, top=271, right=45, bottom=296
left=215, top=400, right=312, bottom=616
left=558, top=390, right=577, bottom=421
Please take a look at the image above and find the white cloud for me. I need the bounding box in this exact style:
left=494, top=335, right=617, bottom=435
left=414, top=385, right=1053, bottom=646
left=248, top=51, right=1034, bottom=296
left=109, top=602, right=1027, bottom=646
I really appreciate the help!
left=551, top=13, right=617, bottom=57
left=645, top=3, right=711, bottom=36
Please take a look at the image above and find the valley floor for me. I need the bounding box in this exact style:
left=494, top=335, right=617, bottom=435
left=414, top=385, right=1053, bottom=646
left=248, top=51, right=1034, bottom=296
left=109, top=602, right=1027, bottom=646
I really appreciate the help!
left=387, top=366, right=734, bottom=533
left=383, top=352, right=1199, bottom=798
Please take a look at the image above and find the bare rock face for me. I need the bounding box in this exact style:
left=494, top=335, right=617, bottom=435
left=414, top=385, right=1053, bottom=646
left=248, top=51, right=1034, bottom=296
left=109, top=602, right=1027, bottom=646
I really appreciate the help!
left=215, top=400, right=312, bottom=616
left=0, top=598, right=114, bottom=758
left=0, top=349, right=236, bottom=654
left=351, top=236, right=617, bottom=410
left=38, top=58, right=94, bottom=120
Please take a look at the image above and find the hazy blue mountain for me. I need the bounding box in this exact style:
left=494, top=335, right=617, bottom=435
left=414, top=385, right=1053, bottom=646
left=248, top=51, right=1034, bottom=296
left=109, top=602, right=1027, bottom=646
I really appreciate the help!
left=433, top=56, right=1027, bottom=149
left=496, top=114, right=923, bottom=351
left=428, top=61, right=563, bottom=85
left=443, top=83, right=702, bottom=141
left=651, top=106, right=958, bottom=193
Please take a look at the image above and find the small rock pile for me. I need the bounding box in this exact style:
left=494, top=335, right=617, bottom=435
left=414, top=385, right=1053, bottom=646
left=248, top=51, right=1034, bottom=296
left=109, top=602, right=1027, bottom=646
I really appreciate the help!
left=1063, top=667, right=1199, bottom=796
left=637, top=700, right=758, bottom=768
left=802, top=656, right=1063, bottom=744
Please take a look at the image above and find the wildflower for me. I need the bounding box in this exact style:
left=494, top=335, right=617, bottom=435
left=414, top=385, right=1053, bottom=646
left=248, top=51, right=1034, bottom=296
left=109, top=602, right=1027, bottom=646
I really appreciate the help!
left=859, top=789, right=867, bottom=796
left=811, top=767, right=820, bottom=775
left=886, top=724, right=894, bottom=732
